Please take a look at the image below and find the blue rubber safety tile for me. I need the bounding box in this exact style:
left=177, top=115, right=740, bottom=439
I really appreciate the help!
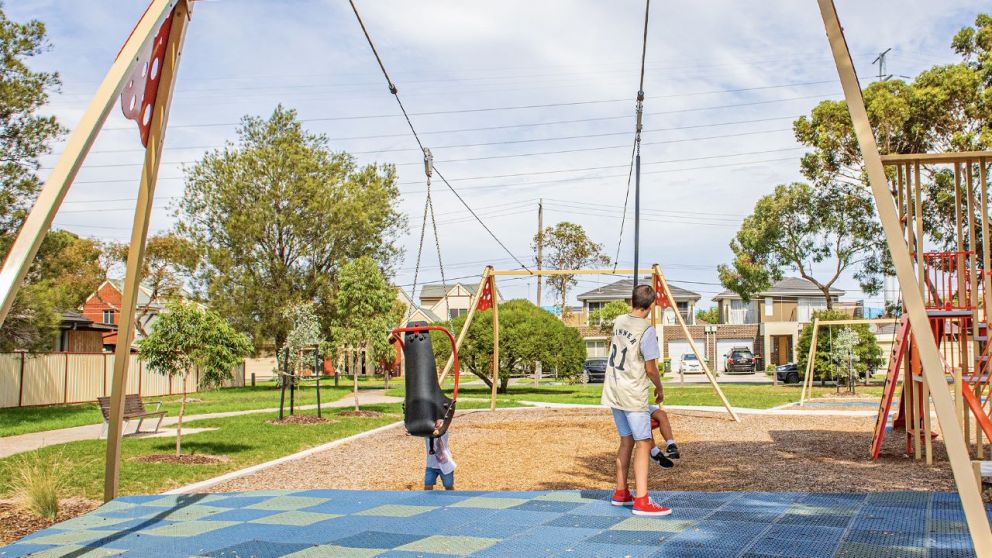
left=653, top=545, right=741, bottom=558
left=544, top=513, right=626, bottom=529
left=583, top=529, right=672, bottom=546
left=762, top=524, right=845, bottom=542
left=578, top=489, right=612, bottom=500
left=842, top=529, right=927, bottom=548
left=706, top=510, right=780, bottom=523
left=198, top=507, right=280, bottom=522
left=509, top=500, right=584, bottom=513
left=929, top=519, right=970, bottom=535
left=835, top=542, right=926, bottom=558
left=486, top=508, right=564, bottom=526
left=468, top=539, right=566, bottom=558
left=554, top=542, right=663, bottom=558
left=746, top=535, right=842, bottom=557
left=663, top=507, right=716, bottom=521
left=776, top=513, right=853, bottom=528
left=395, top=493, right=473, bottom=507
left=376, top=551, right=468, bottom=558
left=96, top=505, right=169, bottom=519
left=518, top=526, right=600, bottom=546
left=0, top=543, right=54, bottom=558
left=479, top=490, right=540, bottom=499
left=332, top=531, right=426, bottom=550
left=436, top=520, right=531, bottom=539
left=201, top=540, right=313, bottom=558
left=852, top=514, right=927, bottom=533
left=866, top=492, right=930, bottom=507
left=566, top=501, right=636, bottom=517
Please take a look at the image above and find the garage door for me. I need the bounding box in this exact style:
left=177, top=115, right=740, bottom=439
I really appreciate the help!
left=716, top=339, right=754, bottom=372
left=667, top=340, right=705, bottom=372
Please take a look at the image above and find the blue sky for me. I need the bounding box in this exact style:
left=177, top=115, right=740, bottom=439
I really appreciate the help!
left=8, top=0, right=986, bottom=309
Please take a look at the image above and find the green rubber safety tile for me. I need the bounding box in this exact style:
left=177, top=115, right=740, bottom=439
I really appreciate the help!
left=142, top=519, right=240, bottom=537
left=356, top=504, right=437, bottom=518
left=281, top=544, right=385, bottom=558
left=15, top=544, right=126, bottom=557
left=142, top=495, right=213, bottom=508
left=534, top=491, right=594, bottom=503
left=93, top=500, right=137, bottom=514
left=246, top=495, right=330, bottom=511
left=155, top=504, right=230, bottom=521
left=249, top=510, right=341, bottom=526
left=610, top=517, right=697, bottom=532
left=51, top=514, right=135, bottom=531
left=449, top=497, right=529, bottom=509
left=25, top=530, right=108, bottom=546
left=396, top=535, right=499, bottom=556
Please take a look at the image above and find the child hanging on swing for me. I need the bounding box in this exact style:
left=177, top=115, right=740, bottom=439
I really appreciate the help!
left=424, top=420, right=456, bottom=490
left=649, top=404, right=680, bottom=463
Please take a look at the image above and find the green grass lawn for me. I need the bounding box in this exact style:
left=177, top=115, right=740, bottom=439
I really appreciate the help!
left=388, top=382, right=886, bottom=409
left=0, top=404, right=405, bottom=500
left=0, top=380, right=385, bottom=438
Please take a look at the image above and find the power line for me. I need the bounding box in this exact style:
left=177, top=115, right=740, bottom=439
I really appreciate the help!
left=347, top=0, right=530, bottom=274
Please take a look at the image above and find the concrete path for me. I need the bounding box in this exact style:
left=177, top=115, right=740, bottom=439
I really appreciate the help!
left=0, top=390, right=401, bottom=459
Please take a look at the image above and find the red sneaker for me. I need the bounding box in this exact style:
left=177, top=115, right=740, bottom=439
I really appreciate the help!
left=610, top=489, right=634, bottom=506
left=632, top=494, right=672, bottom=516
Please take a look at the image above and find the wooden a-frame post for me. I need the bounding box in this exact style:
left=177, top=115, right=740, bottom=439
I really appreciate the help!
left=652, top=264, right=739, bottom=422
left=799, top=317, right=819, bottom=405
left=819, top=0, right=992, bottom=551
left=491, top=273, right=499, bottom=411
left=105, top=0, right=192, bottom=502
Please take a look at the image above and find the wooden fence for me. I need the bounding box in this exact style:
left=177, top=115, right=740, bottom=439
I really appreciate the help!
left=0, top=352, right=245, bottom=409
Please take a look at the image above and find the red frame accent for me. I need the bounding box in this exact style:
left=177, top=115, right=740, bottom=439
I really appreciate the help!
left=652, top=273, right=672, bottom=309
left=476, top=278, right=495, bottom=311
left=390, top=325, right=460, bottom=401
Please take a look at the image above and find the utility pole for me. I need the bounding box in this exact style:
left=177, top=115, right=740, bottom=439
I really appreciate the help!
left=536, top=198, right=543, bottom=307
left=633, top=90, right=643, bottom=288
left=872, top=48, right=892, bottom=82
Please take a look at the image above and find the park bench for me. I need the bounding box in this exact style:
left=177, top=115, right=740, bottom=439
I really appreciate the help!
left=96, top=395, right=167, bottom=438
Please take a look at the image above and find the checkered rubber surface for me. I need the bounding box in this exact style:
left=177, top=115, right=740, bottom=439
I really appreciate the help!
left=1, top=490, right=989, bottom=557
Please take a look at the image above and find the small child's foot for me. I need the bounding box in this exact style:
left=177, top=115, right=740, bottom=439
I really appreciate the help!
left=611, top=489, right=634, bottom=506
left=665, top=443, right=680, bottom=459
left=650, top=449, right=674, bottom=469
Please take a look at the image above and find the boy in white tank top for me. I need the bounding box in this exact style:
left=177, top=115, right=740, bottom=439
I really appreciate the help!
left=601, top=284, right=672, bottom=516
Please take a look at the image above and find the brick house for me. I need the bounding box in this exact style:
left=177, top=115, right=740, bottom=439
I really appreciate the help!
left=711, top=277, right=846, bottom=367
left=81, top=279, right=170, bottom=350
left=572, top=278, right=764, bottom=373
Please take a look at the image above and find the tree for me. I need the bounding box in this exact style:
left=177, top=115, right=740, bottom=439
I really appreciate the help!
left=0, top=5, right=63, bottom=238
left=589, top=300, right=630, bottom=334
left=433, top=299, right=586, bottom=393
left=796, top=310, right=883, bottom=386
left=0, top=231, right=103, bottom=351
left=330, top=256, right=395, bottom=411
left=0, top=6, right=76, bottom=352
left=794, top=14, right=991, bottom=252
left=832, top=328, right=860, bottom=394
left=718, top=183, right=886, bottom=308
left=137, top=301, right=252, bottom=456
left=695, top=306, right=720, bottom=324
left=105, top=233, right=199, bottom=337
left=279, top=302, right=323, bottom=391
left=178, top=105, right=405, bottom=349
left=533, top=222, right=609, bottom=313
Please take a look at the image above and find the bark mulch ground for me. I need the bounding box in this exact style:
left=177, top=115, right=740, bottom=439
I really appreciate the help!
left=338, top=410, right=384, bottom=418
left=0, top=498, right=100, bottom=546
left=206, top=407, right=956, bottom=494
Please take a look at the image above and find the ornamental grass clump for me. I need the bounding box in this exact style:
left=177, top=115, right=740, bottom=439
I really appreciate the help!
left=9, top=452, right=70, bottom=521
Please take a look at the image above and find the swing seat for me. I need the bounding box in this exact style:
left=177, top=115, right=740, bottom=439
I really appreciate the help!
left=395, top=322, right=458, bottom=438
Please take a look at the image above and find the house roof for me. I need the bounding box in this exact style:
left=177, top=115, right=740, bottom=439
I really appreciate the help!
left=60, top=312, right=116, bottom=332
left=576, top=278, right=701, bottom=303
left=713, top=277, right=845, bottom=300
left=419, top=282, right=479, bottom=299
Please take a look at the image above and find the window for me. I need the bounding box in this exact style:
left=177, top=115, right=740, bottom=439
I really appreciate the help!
left=101, top=310, right=116, bottom=324
left=587, top=301, right=605, bottom=324
left=797, top=297, right=827, bottom=323
left=764, top=297, right=774, bottom=317
left=677, top=301, right=691, bottom=324
left=727, top=300, right=757, bottom=324
left=448, top=308, right=468, bottom=320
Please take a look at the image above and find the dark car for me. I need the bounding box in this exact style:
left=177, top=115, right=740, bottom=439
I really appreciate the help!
left=724, top=347, right=756, bottom=374
left=776, top=362, right=801, bottom=384
left=582, top=358, right=607, bottom=384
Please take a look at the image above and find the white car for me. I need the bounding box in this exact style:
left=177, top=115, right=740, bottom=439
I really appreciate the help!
left=680, top=353, right=703, bottom=373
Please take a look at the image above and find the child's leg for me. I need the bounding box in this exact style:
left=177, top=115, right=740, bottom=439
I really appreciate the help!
left=633, top=439, right=652, bottom=498
left=652, top=408, right=675, bottom=443
left=441, top=471, right=455, bottom=491
left=424, top=468, right=439, bottom=491
left=616, top=436, right=634, bottom=491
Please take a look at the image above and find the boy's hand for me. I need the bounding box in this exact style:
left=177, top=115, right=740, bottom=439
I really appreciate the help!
left=654, top=387, right=664, bottom=404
